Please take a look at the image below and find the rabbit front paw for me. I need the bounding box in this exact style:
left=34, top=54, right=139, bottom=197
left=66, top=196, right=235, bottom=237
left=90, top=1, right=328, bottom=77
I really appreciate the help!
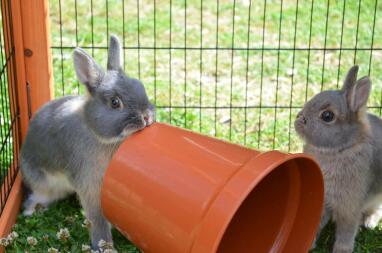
left=310, top=237, right=317, bottom=250
left=333, top=243, right=353, bottom=253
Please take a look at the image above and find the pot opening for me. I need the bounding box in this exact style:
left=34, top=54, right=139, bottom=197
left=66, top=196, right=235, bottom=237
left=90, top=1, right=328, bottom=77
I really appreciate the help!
left=216, top=160, right=300, bottom=253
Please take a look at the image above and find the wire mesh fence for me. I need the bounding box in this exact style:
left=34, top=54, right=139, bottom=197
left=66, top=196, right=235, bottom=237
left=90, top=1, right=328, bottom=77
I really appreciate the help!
left=0, top=0, right=21, bottom=215
left=49, top=0, right=382, bottom=152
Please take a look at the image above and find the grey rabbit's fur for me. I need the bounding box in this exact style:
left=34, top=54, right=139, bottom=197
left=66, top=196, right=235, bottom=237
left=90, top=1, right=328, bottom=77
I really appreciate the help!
left=20, top=35, right=155, bottom=250
left=295, top=65, right=382, bottom=253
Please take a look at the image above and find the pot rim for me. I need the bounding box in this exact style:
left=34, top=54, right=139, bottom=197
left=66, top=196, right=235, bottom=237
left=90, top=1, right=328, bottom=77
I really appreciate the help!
left=190, top=151, right=323, bottom=253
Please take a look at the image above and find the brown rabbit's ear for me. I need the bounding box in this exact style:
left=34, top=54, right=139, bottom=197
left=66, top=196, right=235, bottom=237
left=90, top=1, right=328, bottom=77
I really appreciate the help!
left=347, top=76, right=371, bottom=112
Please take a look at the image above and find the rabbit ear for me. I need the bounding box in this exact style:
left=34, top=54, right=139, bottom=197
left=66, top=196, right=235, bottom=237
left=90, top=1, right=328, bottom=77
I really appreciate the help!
left=342, top=65, right=359, bottom=94
left=348, top=76, right=371, bottom=112
left=73, top=48, right=104, bottom=92
left=107, top=35, right=122, bottom=71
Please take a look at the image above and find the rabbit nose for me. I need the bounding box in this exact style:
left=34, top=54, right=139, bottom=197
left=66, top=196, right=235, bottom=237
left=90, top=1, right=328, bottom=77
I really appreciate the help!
left=296, top=111, right=307, bottom=124
left=142, top=112, right=152, bottom=126
left=142, top=108, right=155, bottom=126
left=299, top=115, right=307, bottom=124
left=144, top=116, right=149, bottom=124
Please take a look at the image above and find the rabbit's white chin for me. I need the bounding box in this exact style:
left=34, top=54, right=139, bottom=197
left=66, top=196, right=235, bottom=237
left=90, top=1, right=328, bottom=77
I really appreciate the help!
left=94, top=127, right=141, bottom=144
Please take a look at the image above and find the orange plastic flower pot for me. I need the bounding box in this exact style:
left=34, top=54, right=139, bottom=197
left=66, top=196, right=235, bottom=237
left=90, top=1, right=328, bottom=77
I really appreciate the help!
left=101, top=123, right=323, bottom=253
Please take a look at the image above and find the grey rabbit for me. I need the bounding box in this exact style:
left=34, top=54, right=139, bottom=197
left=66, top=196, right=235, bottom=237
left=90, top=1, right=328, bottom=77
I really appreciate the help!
left=20, top=35, right=155, bottom=250
left=295, top=65, right=382, bottom=253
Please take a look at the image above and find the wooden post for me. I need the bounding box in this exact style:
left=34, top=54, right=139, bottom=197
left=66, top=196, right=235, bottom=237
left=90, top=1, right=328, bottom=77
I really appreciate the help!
left=19, top=0, right=54, bottom=107
left=1, top=0, right=53, bottom=139
left=0, top=0, right=53, bottom=247
left=0, top=174, right=22, bottom=251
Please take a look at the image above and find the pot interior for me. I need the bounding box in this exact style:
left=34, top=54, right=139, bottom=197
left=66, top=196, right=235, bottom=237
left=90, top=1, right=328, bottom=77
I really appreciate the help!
left=216, top=160, right=303, bottom=253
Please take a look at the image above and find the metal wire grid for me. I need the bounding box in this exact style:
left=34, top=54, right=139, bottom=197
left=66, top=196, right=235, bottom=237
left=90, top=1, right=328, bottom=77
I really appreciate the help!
left=49, top=0, right=382, bottom=152
left=0, top=0, right=21, bottom=215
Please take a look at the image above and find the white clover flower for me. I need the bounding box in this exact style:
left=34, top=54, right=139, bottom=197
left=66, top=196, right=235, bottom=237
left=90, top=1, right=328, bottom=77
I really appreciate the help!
left=8, top=231, right=19, bottom=240
left=56, top=228, right=70, bottom=241
left=0, top=237, right=9, bottom=247
left=47, top=247, right=60, bottom=253
left=105, top=242, right=114, bottom=249
left=65, top=216, right=76, bottom=224
left=42, top=234, right=49, bottom=241
left=98, top=239, right=106, bottom=248
left=82, top=219, right=92, bottom=229
left=26, top=236, right=37, bottom=246
left=90, top=250, right=99, bottom=253
left=104, top=249, right=118, bottom=253
left=98, top=239, right=113, bottom=250
left=81, top=244, right=91, bottom=252
left=5, top=235, right=13, bottom=244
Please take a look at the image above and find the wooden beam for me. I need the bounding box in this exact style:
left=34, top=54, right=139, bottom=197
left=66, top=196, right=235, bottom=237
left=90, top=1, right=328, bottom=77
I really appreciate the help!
left=19, top=0, right=53, bottom=114
left=0, top=172, right=23, bottom=253
left=0, top=1, right=53, bottom=251
left=6, top=0, right=53, bottom=139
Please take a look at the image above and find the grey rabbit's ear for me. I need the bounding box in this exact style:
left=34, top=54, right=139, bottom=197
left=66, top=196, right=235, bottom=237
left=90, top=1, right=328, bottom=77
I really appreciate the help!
left=341, top=65, right=371, bottom=112
left=73, top=48, right=104, bottom=92
left=107, top=35, right=122, bottom=71
left=348, top=76, right=371, bottom=112
left=341, top=65, right=359, bottom=94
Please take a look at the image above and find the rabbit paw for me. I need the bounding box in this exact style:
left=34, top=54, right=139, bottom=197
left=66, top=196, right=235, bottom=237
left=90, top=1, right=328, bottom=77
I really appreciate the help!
left=23, top=203, right=48, bottom=216
left=333, top=249, right=352, bottom=253
left=22, top=207, right=35, bottom=216
left=333, top=244, right=353, bottom=253
left=310, top=237, right=317, bottom=250
left=22, top=193, right=50, bottom=216
left=364, top=209, right=382, bottom=229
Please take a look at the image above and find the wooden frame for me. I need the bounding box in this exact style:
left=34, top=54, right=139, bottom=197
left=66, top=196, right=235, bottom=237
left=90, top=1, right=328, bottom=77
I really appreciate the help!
left=0, top=0, right=53, bottom=250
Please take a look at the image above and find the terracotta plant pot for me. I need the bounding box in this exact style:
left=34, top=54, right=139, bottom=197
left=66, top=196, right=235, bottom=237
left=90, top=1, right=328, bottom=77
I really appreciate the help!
left=101, top=123, right=323, bottom=253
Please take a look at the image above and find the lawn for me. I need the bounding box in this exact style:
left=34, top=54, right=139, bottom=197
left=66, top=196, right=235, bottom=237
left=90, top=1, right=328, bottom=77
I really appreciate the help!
left=2, top=0, right=382, bottom=252
left=3, top=196, right=139, bottom=253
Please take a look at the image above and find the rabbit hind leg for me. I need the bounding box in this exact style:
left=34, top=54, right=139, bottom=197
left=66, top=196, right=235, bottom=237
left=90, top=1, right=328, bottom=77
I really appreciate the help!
left=363, top=194, right=382, bottom=229
left=23, top=171, right=74, bottom=216
left=363, top=205, right=382, bottom=229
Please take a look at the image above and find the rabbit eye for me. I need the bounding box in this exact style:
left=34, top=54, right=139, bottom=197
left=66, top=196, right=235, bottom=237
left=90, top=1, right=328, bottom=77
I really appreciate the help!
left=321, top=110, right=334, bottom=122
left=110, top=97, right=121, bottom=109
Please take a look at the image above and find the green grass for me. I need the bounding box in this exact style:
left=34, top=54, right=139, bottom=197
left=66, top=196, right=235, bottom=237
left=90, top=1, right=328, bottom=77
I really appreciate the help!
left=312, top=222, right=382, bottom=253
left=3, top=196, right=139, bottom=252
left=3, top=199, right=382, bottom=253
left=2, top=0, right=382, bottom=252
left=48, top=0, right=382, bottom=152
